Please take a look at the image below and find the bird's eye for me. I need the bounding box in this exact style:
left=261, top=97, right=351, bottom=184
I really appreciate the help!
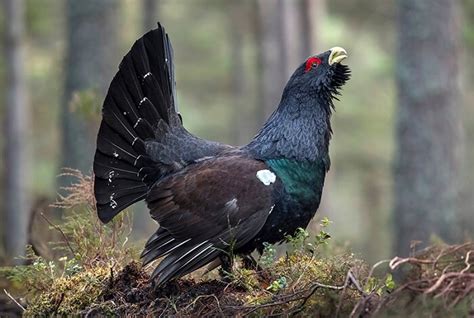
left=305, top=57, right=322, bottom=73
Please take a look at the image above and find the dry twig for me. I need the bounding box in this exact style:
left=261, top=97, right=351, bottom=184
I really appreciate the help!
left=3, top=289, right=25, bottom=312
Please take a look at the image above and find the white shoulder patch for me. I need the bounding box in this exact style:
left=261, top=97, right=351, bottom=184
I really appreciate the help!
left=256, top=169, right=276, bottom=186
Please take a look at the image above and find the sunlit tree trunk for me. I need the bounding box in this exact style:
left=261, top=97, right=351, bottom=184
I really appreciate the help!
left=394, top=0, right=464, bottom=255
left=61, top=0, right=120, bottom=173
left=2, top=0, right=30, bottom=263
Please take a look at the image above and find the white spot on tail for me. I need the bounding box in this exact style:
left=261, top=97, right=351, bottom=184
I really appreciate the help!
left=133, top=155, right=142, bottom=167
left=134, top=118, right=142, bottom=129
left=132, top=137, right=139, bottom=146
left=112, top=151, right=119, bottom=158
left=108, top=170, right=115, bottom=183
left=143, top=72, right=152, bottom=79
left=110, top=193, right=117, bottom=209
left=256, top=169, right=276, bottom=186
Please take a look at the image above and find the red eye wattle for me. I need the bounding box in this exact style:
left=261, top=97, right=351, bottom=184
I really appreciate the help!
left=305, top=57, right=322, bottom=73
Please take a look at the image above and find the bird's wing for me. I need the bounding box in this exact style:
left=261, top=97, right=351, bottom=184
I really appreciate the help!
left=142, top=154, right=278, bottom=284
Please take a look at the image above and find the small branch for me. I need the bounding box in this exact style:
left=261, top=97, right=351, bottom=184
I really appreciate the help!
left=460, top=250, right=472, bottom=274
left=425, top=273, right=474, bottom=294
left=337, top=270, right=365, bottom=318
left=432, top=242, right=473, bottom=271
left=364, top=259, right=391, bottom=285
left=292, top=280, right=345, bottom=316
left=40, top=212, right=75, bottom=256
left=3, top=289, right=25, bottom=312
left=237, top=278, right=346, bottom=316
left=389, top=256, right=433, bottom=270
left=185, top=294, right=223, bottom=316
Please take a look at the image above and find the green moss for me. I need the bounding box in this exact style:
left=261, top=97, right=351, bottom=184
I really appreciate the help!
left=26, top=266, right=110, bottom=316
left=232, top=268, right=261, bottom=291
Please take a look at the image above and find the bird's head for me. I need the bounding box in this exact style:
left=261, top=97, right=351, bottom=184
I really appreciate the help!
left=282, top=47, right=351, bottom=103
left=246, top=47, right=350, bottom=161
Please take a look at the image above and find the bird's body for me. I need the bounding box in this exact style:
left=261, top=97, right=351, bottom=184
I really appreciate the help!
left=93, top=23, right=350, bottom=285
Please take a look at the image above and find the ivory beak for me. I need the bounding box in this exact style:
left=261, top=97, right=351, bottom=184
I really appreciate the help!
left=328, top=47, right=348, bottom=65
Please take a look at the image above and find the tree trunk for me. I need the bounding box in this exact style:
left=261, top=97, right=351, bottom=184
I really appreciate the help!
left=61, top=0, right=120, bottom=174
left=230, top=2, right=250, bottom=146
left=256, top=0, right=287, bottom=121
left=280, top=0, right=306, bottom=78
left=301, top=0, right=326, bottom=54
left=2, top=0, right=30, bottom=263
left=257, top=0, right=325, bottom=123
left=143, top=0, right=158, bottom=31
left=394, top=0, right=464, bottom=255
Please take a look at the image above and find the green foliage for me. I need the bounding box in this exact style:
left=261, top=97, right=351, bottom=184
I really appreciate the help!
left=284, top=217, right=332, bottom=255
left=259, top=242, right=276, bottom=268
left=315, top=217, right=332, bottom=246
left=285, top=227, right=310, bottom=251
left=364, top=273, right=396, bottom=296
left=266, top=276, right=287, bottom=293
left=384, top=273, right=395, bottom=291
left=1, top=246, right=58, bottom=296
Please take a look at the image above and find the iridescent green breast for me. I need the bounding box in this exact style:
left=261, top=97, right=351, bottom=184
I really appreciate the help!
left=265, top=159, right=327, bottom=202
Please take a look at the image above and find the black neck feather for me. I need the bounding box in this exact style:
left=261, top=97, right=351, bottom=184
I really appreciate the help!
left=245, top=64, right=350, bottom=163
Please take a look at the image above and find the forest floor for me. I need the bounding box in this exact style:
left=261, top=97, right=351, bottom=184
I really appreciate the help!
left=1, top=171, right=473, bottom=317
left=2, top=242, right=473, bottom=317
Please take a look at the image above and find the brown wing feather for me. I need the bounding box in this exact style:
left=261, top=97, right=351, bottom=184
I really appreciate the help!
left=143, top=154, right=278, bottom=284
left=147, top=155, right=276, bottom=240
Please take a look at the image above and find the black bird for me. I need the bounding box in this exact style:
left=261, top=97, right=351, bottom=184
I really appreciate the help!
left=93, top=23, right=350, bottom=285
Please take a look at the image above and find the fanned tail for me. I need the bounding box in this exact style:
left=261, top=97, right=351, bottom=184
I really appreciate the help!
left=93, top=23, right=180, bottom=223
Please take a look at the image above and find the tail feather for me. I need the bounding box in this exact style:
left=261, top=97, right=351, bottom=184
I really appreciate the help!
left=138, top=97, right=161, bottom=128
left=95, top=178, right=148, bottom=204
left=97, top=192, right=148, bottom=223
left=142, top=73, right=170, bottom=122
left=151, top=242, right=219, bottom=285
left=141, top=228, right=186, bottom=266
left=94, top=151, right=150, bottom=181
left=141, top=228, right=221, bottom=285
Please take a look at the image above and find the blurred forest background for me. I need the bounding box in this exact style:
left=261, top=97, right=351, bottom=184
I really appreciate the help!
left=0, top=0, right=473, bottom=267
